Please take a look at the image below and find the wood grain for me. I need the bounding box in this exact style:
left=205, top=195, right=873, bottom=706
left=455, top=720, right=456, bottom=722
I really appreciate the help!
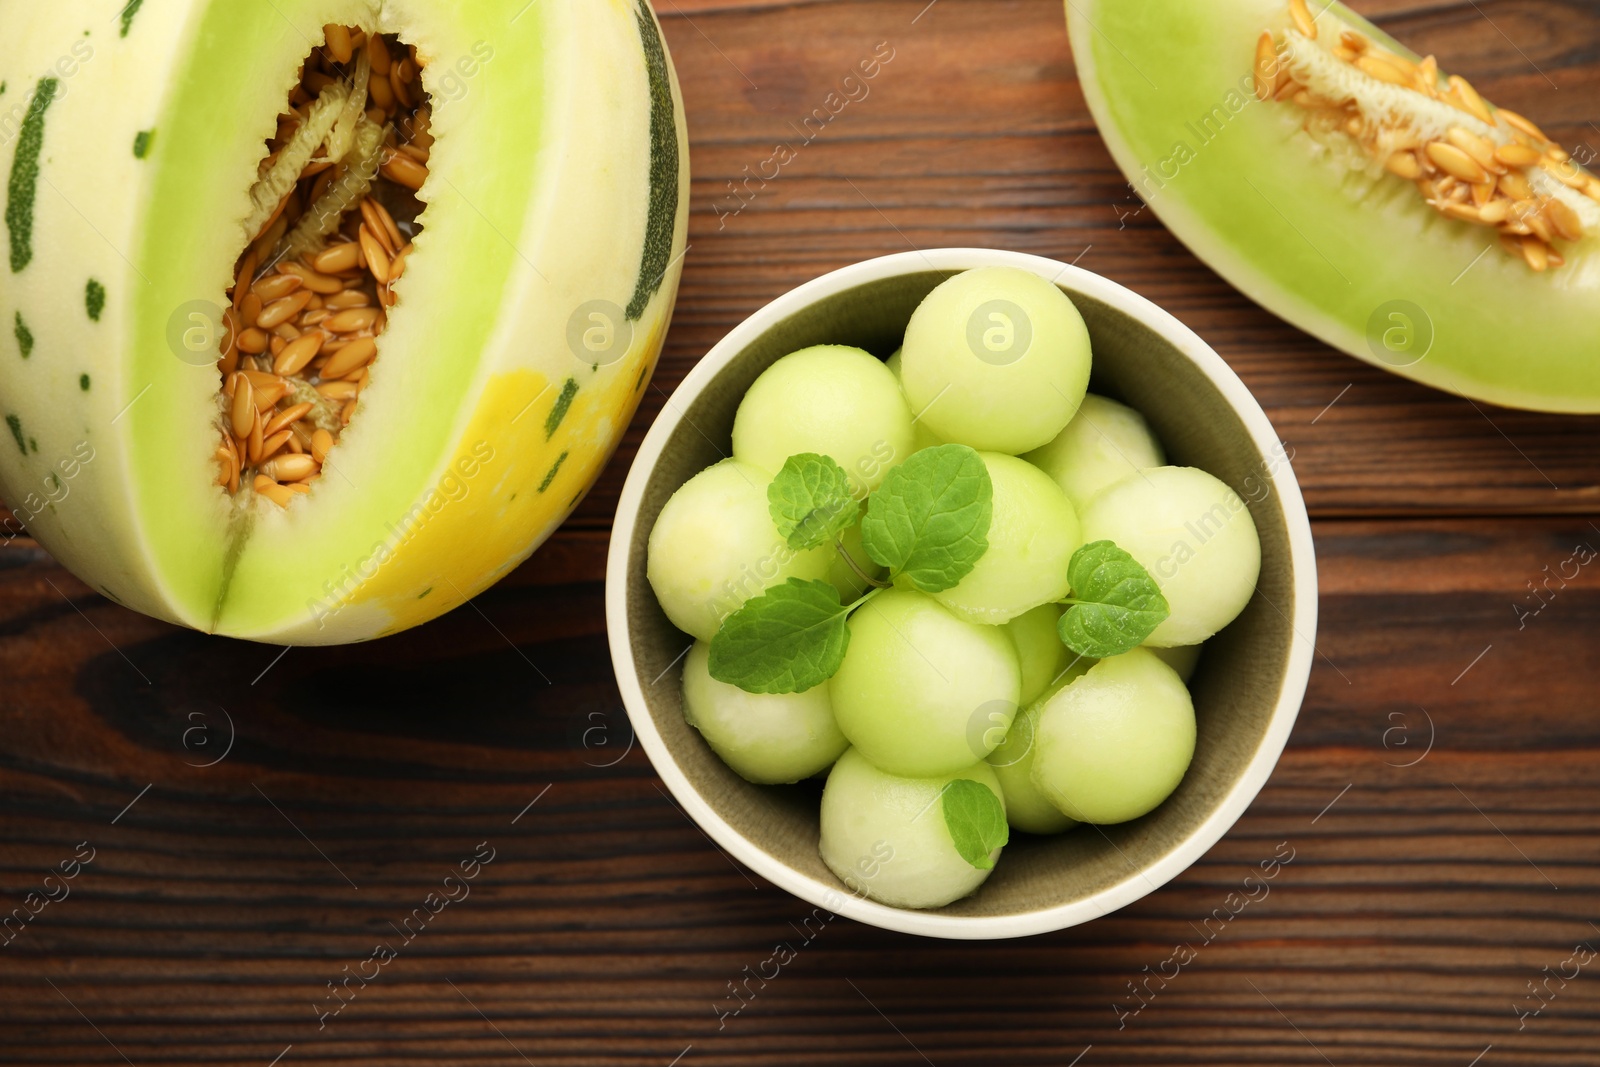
left=2, top=516, right=1599, bottom=1065
left=4, top=1, right=1600, bottom=1065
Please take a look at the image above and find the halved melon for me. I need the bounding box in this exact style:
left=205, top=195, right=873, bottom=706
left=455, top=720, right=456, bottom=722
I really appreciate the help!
left=0, top=0, right=687, bottom=643
left=1068, top=0, right=1600, bottom=412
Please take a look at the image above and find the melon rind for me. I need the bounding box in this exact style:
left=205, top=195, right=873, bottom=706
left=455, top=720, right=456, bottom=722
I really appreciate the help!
left=1067, top=0, right=1600, bottom=412
left=0, top=0, right=688, bottom=643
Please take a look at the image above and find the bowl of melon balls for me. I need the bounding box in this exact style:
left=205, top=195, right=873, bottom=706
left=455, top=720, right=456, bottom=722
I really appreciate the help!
left=607, top=249, right=1316, bottom=939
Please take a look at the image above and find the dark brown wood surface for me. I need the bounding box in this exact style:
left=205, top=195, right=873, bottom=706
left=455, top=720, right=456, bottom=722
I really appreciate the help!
left=5, top=1, right=1600, bottom=1064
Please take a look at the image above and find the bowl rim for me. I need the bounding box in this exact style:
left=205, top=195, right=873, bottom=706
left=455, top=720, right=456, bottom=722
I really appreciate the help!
left=605, top=247, right=1319, bottom=940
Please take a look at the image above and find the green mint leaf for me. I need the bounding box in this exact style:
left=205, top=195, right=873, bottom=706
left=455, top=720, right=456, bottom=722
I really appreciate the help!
left=767, top=453, right=861, bottom=551
left=707, top=578, right=851, bottom=694
left=941, top=778, right=1008, bottom=870
left=860, top=443, right=992, bottom=592
left=1058, top=540, right=1171, bottom=658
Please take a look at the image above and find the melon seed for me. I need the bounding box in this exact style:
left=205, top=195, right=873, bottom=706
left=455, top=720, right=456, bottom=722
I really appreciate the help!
left=1426, top=143, right=1488, bottom=184
left=1495, top=143, right=1542, bottom=168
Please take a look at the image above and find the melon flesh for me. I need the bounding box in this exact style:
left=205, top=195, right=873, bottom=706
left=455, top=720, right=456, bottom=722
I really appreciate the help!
left=0, top=0, right=688, bottom=643
left=1068, top=0, right=1600, bottom=412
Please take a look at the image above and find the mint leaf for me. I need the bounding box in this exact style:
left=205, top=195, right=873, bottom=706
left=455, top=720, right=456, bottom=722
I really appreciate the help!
left=768, top=453, right=860, bottom=551
left=708, top=578, right=851, bottom=694
left=1058, top=540, right=1170, bottom=658
left=941, top=778, right=1008, bottom=870
left=861, top=443, right=992, bottom=592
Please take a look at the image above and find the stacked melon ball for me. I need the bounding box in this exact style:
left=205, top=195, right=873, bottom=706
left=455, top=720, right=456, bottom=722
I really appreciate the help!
left=647, top=267, right=1262, bottom=910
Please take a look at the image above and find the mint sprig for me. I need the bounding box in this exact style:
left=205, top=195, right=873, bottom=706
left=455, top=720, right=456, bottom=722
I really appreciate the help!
left=768, top=453, right=860, bottom=551
left=861, top=444, right=992, bottom=593
left=1057, top=540, right=1170, bottom=658
left=708, top=445, right=995, bottom=695
left=941, top=778, right=1008, bottom=870
left=707, top=579, right=854, bottom=694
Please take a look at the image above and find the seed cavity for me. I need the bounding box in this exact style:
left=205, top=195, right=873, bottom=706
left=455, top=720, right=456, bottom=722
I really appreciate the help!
left=214, top=27, right=431, bottom=508
left=6, top=77, right=59, bottom=273
left=1265, top=4, right=1598, bottom=272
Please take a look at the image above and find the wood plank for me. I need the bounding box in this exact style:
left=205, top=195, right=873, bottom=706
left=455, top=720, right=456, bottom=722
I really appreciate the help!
left=1, top=515, right=1597, bottom=1065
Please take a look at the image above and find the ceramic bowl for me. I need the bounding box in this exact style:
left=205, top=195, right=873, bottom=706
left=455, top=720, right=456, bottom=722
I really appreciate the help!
left=606, top=248, right=1317, bottom=939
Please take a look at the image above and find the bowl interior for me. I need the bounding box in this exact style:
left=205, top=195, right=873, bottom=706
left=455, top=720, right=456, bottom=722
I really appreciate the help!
left=622, top=269, right=1296, bottom=920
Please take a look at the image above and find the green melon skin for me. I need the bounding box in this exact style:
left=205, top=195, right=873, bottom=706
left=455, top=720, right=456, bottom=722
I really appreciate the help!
left=1068, top=0, right=1600, bottom=412
left=0, top=0, right=688, bottom=643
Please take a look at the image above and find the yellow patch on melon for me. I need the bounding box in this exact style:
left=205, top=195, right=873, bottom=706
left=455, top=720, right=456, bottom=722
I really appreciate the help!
left=342, top=367, right=557, bottom=631
left=347, top=316, right=666, bottom=634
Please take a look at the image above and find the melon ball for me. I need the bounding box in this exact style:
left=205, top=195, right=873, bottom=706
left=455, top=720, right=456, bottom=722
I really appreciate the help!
left=931, top=453, right=1081, bottom=625
left=820, top=748, right=1006, bottom=909
left=1151, top=642, right=1203, bottom=684
left=647, top=459, right=833, bottom=641
left=886, top=347, right=945, bottom=454
left=1080, top=466, right=1261, bottom=647
left=987, top=661, right=1092, bottom=835
left=829, top=589, right=1021, bottom=777
left=682, top=642, right=848, bottom=784
left=732, top=345, right=917, bottom=493
left=1023, top=394, right=1166, bottom=513
left=899, top=267, right=1092, bottom=454
left=909, top=421, right=946, bottom=455
left=1005, top=604, right=1072, bottom=707
left=1031, top=648, right=1196, bottom=824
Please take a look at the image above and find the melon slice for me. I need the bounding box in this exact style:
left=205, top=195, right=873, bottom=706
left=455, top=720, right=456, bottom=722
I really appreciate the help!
left=0, top=0, right=688, bottom=643
left=1068, top=0, right=1600, bottom=412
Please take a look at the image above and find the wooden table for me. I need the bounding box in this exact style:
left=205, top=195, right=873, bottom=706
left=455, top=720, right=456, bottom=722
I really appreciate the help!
left=5, top=1, right=1599, bottom=1063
